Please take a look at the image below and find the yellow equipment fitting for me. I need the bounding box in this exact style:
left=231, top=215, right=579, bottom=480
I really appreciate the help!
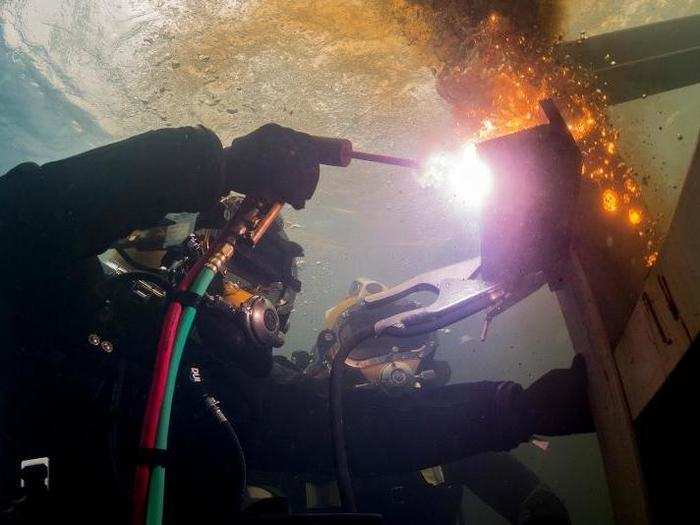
left=222, top=281, right=255, bottom=309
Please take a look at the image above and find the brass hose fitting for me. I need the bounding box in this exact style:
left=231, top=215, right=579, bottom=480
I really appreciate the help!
left=205, top=242, right=235, bottom=273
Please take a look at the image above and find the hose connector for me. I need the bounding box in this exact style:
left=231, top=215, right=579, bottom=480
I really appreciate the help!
left=205, top=242, right=235, bottom=273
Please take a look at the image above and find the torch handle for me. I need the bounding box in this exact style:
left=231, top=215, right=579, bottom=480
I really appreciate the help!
left=311, top=135, right=353, bottom=167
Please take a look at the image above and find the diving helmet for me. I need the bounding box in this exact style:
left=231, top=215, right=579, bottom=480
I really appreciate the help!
left=308, top=279, right=449, bottom=389
left=195, top=199, right=303, bottom=376
left=105, top=195, right=303, bottom=377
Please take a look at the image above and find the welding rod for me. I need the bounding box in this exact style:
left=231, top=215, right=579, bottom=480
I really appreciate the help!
left=350, top=150, right=422, bottom=169
left=311, top=135, right=422, bottom=170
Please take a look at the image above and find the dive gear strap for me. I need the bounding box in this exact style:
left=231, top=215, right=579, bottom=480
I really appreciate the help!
left=136, top=448, right=170, bottom=468
left=169, top=290, right=203, bottom=309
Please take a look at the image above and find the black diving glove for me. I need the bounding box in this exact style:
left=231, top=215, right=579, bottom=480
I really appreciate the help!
left=224, top=123, right=320, bottom=209
left=518, top=354, right=595, bottom=436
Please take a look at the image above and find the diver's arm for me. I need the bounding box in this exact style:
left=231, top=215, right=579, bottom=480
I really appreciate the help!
left=343, top=381, right=530, bottom=475
left=0, top=123, right=319, bottom=269
left=0, top=126, right=225, bottom=265
left=247, top=379, right=528, bottom=476
left=248, top=356, right=592, bottom=476
left=344, top=355, right=593, bottom=474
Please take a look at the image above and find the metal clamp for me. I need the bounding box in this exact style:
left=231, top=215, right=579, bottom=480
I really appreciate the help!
left=362, top=257, right=504, bottom=337
left=362, top=257, right=546, bottom=339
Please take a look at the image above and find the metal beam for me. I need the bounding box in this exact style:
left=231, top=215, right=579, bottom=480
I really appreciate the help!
left=556, top=250, right=651, bottom=525
left=561, top=14, right=700, bottom=104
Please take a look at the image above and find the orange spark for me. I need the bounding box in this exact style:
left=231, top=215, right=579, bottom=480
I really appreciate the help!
left=602, top=189, right=619, bottom=213
left=628, top=208, right=642, bottom=225
left=645, top=251, right=658, bottom=267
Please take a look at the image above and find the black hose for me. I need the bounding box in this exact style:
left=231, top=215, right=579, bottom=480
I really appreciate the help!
left=330, top=321, right=374, bottom=513
left=203, top=396, right=247, bottom=506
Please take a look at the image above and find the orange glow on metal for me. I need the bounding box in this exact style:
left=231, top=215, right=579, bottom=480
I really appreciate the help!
left=602, top=189, right=619, bottom=213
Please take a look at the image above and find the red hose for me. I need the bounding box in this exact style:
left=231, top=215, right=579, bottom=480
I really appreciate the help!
left=132, top=302, right=180, bottom=523
left=131, top=254, right=210, bottom=524
left=131, top=202, right=250, bottom=524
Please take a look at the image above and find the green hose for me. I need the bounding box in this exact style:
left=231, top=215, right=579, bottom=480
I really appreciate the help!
left=146, top=268, right=216, bottom=525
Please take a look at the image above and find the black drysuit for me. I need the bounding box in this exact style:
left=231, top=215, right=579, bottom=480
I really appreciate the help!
left=0, top=127, right=552, bottom=522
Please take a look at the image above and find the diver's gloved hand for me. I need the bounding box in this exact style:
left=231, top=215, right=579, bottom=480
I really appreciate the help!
left=518, top=354, right=594, bottom=436
left=224, top=123, right=320, bottom=209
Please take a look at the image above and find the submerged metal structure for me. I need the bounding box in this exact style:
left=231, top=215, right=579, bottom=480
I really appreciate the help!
left=554, top=13, right=700, bottom=525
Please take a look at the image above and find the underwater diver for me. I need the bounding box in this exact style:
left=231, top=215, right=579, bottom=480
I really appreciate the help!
left=0, top=124, right=593, bottom=523
left=257, top=278, right=571, bottom=525
left=0, top=123, right=321, bottom=521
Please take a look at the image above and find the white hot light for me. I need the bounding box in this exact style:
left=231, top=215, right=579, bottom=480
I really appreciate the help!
left=421, top=143, right=493, bottom=210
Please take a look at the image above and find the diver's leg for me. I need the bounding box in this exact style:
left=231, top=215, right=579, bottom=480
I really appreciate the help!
left=443, top=451, right=570, bottom=524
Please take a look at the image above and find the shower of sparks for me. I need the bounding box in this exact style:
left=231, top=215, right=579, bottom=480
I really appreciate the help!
left=430, top=14, right=659, bottom=266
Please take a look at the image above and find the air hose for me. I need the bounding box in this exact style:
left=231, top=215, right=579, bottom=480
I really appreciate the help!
left=133, top=254, right=209, bottom=524
left=329, top=320, right=374, bottom=513
left=146, top=267, right=215, bottom=525
left=133, top=197, right=282, bottom=524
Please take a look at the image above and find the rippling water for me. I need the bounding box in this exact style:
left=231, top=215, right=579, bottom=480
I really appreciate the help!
left=0, top=25, right=108, bottom=170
